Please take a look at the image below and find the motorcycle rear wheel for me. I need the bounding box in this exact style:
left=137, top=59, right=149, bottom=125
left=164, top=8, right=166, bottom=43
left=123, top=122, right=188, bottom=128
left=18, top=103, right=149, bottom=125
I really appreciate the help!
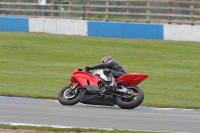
left=58, top=84, right=82, bottom=105
left=115, top=86, right=144, bottom=109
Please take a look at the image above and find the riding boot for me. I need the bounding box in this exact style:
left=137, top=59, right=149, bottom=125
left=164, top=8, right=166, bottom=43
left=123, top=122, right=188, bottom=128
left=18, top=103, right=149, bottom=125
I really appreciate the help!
left=100, top=81, right=117, bottom=95
left=105, top=76, right=115, bottom=90
left=100, top=83, right=114, bottom=94
left=100, top=68, right=116, bottom=93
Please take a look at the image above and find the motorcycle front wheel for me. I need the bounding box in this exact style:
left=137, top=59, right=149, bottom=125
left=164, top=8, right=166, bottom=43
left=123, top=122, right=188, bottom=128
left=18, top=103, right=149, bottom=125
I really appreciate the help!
left=58, top=84, right=82, bottom=105
left=115, top=86, right=144, bottom=109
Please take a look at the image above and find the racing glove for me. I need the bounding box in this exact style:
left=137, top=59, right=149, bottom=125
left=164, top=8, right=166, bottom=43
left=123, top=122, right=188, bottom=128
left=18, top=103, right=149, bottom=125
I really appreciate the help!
left=85, top=66, right=94, bottom=71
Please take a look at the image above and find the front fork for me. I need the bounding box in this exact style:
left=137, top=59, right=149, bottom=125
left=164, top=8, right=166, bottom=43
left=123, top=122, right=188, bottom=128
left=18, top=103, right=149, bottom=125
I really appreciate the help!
left=69, top=82, right=79, bottom=94
left=70, top=82, right=79, bottom=89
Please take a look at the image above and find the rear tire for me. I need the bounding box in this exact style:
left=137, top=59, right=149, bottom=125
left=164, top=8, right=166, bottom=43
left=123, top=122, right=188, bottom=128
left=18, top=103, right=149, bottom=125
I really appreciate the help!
left=116, top=86, right=144, bottom=109
left=58, top=85, right=82, bottom=105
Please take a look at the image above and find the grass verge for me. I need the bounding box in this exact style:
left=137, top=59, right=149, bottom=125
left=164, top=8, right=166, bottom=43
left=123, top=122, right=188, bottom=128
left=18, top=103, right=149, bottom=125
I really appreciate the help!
left=0, top=125, right=166, bottom=133
left=0, top=32, right=200, bottom=108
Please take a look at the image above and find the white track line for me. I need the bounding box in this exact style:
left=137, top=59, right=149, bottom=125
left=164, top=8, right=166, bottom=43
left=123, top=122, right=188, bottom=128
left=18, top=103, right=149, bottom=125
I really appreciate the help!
left=0, top=122, right=191, bottom=133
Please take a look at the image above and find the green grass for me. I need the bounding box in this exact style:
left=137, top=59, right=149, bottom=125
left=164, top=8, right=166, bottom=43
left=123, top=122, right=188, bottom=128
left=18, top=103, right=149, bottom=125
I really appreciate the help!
left=0, top=32, right=200, bottom=109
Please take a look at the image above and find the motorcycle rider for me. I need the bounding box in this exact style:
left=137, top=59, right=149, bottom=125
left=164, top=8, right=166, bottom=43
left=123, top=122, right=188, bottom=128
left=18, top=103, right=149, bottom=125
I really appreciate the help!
left=85, top=56, right=127, bottom=93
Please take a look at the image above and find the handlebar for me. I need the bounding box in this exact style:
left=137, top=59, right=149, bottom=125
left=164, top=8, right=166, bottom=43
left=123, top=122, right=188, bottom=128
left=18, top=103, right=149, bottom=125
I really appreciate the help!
left=78, top=68, right=92, bottom=73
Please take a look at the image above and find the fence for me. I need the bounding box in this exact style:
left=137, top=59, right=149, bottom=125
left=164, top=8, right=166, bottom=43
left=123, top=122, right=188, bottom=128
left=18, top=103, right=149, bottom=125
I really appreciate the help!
left=0, top=0, right=200, bottom=25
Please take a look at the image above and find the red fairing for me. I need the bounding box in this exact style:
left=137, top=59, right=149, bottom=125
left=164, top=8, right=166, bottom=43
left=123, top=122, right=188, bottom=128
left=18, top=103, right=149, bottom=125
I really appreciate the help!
left=117, top=73, right=148, bottom=86
left=70, top=69, right=101, bottom=88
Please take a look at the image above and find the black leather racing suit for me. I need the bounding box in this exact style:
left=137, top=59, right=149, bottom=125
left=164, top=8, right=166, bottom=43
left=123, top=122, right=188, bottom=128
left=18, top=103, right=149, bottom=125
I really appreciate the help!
left=92, top=60, right=127, bottom=78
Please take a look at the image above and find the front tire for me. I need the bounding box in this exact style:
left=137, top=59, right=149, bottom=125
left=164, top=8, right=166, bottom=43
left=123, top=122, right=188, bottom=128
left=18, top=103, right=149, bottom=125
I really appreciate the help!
left=58, top=84, right=82, bottom=105
left=116, top=86, right=144, bottom=109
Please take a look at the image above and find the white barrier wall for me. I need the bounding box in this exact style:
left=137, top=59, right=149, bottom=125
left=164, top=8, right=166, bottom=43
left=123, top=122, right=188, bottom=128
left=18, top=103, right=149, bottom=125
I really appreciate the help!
left=29, top=18, right=87, bottom=36
left=57, top=19, right=87, bottom=35
left=28, top=17, right=200, bottom=42
left=164, top=25, right=200, bottom=42
left=29, top=18, right=43, bottom=32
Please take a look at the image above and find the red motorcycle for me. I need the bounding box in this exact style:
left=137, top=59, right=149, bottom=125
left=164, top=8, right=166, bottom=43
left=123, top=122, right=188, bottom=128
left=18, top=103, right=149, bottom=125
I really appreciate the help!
left=58, top=68, right=148, bottom=109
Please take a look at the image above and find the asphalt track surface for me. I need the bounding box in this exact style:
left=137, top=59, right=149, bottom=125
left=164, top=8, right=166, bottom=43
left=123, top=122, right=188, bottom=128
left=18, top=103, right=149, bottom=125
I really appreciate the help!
left=0, top=96, right=200, bottom=133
